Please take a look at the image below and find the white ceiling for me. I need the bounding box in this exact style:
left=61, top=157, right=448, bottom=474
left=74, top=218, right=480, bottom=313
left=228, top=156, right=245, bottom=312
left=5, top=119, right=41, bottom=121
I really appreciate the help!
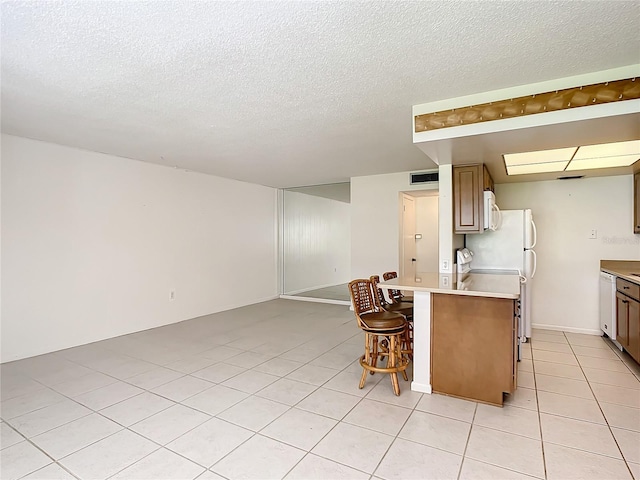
left=2, top=1, right=639, bottom=188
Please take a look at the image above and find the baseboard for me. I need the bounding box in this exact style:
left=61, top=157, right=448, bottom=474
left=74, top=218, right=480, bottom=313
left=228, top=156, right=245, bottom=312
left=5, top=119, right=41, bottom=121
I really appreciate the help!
left=411, top=381, right=432, bottom=394
left=532, top=323, right=602, bottom=336
left=279, top=295, right=350, bottom=306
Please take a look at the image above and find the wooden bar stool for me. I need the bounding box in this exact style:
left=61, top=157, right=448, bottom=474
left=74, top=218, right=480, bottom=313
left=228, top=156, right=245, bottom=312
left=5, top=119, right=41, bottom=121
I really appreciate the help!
left=383, top=271, right=414, bottom=303
left=348, top=279, right=409, bottom=396
left=370, top=275, right=414, bottom=358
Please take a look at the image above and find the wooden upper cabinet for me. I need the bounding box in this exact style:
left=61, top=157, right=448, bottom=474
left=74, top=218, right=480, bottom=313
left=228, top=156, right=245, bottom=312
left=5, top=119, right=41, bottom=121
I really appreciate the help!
left=483, top=164, right=495, bottom=193
left=634, top=172, right=640, bottom=234
left=453, top=164, right=494, bottom=234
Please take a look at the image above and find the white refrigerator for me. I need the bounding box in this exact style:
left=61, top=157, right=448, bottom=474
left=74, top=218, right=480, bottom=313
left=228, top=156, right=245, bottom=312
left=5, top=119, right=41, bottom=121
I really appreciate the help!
left=466, top=209, right=537, bottom=341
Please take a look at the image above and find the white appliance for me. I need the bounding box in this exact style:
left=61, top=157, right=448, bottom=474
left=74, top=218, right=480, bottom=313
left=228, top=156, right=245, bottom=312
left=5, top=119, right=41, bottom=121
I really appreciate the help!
left=457, top=248, right=473, bottom=274
left=456, top=247, right=473, bottom=290
left=600, top=271, right=622, bottom=350
left=466, top=209, right=537, bottom=341
left=483, top=191, right=502, bottom=231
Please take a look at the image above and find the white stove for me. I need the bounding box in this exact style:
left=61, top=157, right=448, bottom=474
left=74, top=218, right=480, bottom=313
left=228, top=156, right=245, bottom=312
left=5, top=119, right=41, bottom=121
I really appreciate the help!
left=457, top=247, right=526, bottom=360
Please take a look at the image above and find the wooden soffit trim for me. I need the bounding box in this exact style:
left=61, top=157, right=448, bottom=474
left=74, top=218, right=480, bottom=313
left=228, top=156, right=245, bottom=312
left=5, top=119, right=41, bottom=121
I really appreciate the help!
left=414, top=78, right=640, bottom=133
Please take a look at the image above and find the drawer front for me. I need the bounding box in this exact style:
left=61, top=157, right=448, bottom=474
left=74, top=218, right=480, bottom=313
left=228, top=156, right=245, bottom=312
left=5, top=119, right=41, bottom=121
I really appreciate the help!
left=617, top=278, right=640, bottom=301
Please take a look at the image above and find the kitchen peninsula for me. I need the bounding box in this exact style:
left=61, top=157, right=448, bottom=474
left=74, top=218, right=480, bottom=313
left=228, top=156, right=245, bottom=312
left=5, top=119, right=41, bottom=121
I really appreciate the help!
left=378, top=272, right=521, bottom=406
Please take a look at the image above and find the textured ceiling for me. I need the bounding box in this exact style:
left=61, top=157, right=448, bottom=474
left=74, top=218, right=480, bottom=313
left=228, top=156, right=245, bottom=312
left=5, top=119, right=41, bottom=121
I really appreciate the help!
left=2, top=1, right=639, bottom=188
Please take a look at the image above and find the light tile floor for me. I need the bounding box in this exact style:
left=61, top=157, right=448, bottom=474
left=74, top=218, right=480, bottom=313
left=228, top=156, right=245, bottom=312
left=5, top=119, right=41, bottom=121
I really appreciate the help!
left=1, top=299, right=640, bottom=480
left=290, top=284, right=350, bottom=302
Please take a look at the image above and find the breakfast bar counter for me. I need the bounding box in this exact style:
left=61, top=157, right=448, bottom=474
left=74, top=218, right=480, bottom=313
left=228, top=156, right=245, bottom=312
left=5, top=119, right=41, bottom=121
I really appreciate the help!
left=378, top=272, right=521, bottom=405
left=380, top=272, right=521, bottom=299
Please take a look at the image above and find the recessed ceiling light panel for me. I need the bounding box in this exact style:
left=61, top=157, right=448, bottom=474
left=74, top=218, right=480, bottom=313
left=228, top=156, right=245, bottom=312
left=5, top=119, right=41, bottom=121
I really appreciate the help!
left=506, top=162, right=569, bottom=175
left=565, top=154, right=638, bottom=171
left=573, top=140, right=640, bottom=160
left=504, top=140, right=639, bottom=175
left=504, top=147, right=577, bottom=167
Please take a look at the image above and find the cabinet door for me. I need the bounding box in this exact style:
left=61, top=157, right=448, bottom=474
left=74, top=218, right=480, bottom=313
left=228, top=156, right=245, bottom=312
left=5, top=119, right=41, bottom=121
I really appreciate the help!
left=616, top=291, right=629, bottom=348
left=431, top=294, right=514, bottom=406
left=453, top=165, right=483, bottom=233
left=634, top=172, right=640, bottom=234
left=628, top=298, right=640, bottom=362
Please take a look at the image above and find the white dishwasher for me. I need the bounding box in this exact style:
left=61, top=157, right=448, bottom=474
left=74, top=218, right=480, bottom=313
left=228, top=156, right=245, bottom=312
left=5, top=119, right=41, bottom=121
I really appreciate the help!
left=600, top=271, right=622, bottom=350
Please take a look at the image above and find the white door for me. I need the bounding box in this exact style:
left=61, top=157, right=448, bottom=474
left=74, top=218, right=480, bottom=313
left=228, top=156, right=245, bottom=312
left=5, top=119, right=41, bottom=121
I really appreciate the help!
left=401, top=194, right=416, bottom=279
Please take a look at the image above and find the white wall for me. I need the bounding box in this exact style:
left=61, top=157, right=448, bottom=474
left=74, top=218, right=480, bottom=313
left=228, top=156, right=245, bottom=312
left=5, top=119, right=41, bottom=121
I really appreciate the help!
left=497, top=175, right=640, bottom=334
left=416, top=196, right=439, bottom=273
left=283, top=190, right=350, bottom=293
left=351, top=171, right=438, bottom=279
left=436, top=164, right=465, bottom=273
left=1, top=135, right=278, bottom=362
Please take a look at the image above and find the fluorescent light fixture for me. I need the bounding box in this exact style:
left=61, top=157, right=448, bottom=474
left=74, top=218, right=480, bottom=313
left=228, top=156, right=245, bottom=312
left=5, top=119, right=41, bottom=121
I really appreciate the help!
left=566, top=154, right=638, bottom=171
left=504, top=140, right=639, bottom=175
left=506, top=162, right=569, bottom=175
left=504, top=147, right=576, bottom=167
left=573, top=140, right=640, bottom=160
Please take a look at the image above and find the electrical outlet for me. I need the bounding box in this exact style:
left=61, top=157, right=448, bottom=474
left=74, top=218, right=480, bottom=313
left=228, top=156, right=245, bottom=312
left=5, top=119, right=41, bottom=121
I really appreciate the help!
left=589, top=229, right=597, bottom=239
left=442, top=276, right=449, bottom=287
left=442, top=260, right=449, bottom=271
left=169, top=290, right=175, bottom=301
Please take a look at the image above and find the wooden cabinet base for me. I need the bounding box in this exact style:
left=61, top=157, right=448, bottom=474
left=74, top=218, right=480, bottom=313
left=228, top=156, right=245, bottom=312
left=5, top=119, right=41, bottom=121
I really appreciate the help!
left=431, top=293, right=517, bottom=406
left=616, top=277, right=640, bottom=364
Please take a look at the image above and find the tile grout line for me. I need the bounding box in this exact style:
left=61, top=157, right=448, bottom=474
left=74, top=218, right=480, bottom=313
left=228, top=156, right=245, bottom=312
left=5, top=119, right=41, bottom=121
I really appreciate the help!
left=367, top=382, right=423, bottom=478
left=531, top=336, right=548, bottom=480
left=564, top=332, right=637, bottom=478
left=18, top=314, right=638, bottom=479
left=179, top=330, right=374, bottom=478
left=455, top=400, right=478, bottom=480
left=3, top=312, right=355, bottom=479
left=278, top=339, right=422, bottom=479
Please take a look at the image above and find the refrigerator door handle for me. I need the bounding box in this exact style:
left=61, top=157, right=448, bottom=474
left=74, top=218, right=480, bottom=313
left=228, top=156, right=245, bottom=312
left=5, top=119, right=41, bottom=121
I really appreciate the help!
left=530, top=250, right=537, bottom=278
left=530, top=219, right=537, bottom=248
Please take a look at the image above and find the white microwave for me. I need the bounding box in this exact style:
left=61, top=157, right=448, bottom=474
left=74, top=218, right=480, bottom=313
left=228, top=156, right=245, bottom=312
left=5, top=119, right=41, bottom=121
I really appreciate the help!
left=483, top=191, right=501, bottom=231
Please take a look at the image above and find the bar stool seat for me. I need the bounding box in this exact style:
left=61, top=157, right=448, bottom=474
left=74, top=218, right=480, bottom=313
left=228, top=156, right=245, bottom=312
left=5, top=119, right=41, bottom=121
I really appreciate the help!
left=382, top=301, right=413, bottom=320
left=360, top=312, right=406, bottom=331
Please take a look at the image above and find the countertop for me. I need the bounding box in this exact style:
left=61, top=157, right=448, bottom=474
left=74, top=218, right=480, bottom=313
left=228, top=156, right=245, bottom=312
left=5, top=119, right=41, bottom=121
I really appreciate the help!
left=378, top=272, right=520, bottom=300
left=601, top=260, right=640, bottom=285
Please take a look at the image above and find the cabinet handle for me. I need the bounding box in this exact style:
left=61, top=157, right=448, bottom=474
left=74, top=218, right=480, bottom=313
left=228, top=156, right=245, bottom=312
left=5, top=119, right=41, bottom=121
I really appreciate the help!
left=624, top=286, right=630, bottom=290
left=622, top=300, right=629, bottom=304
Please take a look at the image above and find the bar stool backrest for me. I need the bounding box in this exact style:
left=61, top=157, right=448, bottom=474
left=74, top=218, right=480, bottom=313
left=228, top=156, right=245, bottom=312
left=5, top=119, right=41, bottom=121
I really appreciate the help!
left=348, top=279, right=376, bottom=329
left=370, top=275, right=389, bottom=308
left=383, top=271, right=403, bottom=303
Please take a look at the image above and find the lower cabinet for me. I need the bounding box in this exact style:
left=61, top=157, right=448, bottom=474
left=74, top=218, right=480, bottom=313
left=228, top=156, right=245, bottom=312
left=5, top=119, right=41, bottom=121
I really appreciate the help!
left=431, top=293, right=517, bottom=406
left=616, top=278, right=640, bottom=364
left=617, top=291, right=630, bottom=348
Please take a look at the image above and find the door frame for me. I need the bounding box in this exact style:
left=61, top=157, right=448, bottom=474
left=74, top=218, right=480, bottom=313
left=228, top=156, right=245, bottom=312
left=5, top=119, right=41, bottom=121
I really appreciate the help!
left=400, top=193, right=416, bottom=279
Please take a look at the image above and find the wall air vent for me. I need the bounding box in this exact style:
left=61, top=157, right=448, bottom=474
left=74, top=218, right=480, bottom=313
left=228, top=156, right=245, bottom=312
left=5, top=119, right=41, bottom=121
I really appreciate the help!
left=410, top=171, right=439, bottom=185
left=557, top=175, right=585, bottom=180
